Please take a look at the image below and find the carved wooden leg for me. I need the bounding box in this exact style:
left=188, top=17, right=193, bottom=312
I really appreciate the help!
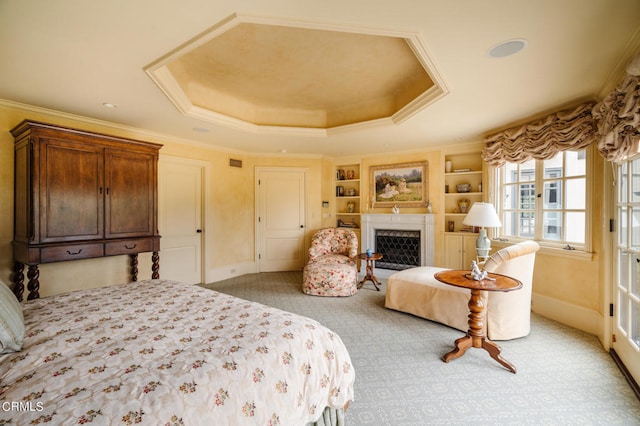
left=482, top=339, right=517, bottom=374
left=130, top=254, right=139, bottom=282
left=152, top=251, right=160, bottom=279
left=442, top=335, right=473, bottom=363
left=11, top=262, right=25, bottom=302
left=26, top=264, right=40, bottom=300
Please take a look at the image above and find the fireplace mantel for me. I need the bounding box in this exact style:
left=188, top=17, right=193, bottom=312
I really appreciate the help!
left=361, top=214, right=435, bottom=267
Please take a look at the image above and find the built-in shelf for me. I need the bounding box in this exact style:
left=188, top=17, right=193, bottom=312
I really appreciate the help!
left=335, top=164, right=361, bottom=229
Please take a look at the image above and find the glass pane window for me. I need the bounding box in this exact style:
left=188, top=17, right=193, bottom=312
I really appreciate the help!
left=619, top=207, right=628, bottom=247
left=632, top=159, right=640, bottom=203
left=543, top=211, right=562, bottom=240
left=496, top=149, right=587, bottom=248
left=520, top=183, right=536, bottom=209
left=544, top=180, right=561, bottom=209
left=520, top=212, right=535, bottom=238
left=503, top=184, right=517, bottom=209
left=566, top=178, right=585, bottom=209
left=632, top=302, right=640, bottom=348
left=618, top=290, right=629, bottom=334
left=519, top=160, right=535, bottom=181
left=631, top=252, right=640, bottom=298
left=620, top=161, right=628, bottom=204
left=632, top=207, right=640, bottom=249
left=564, top=150, right=586, bottom=177
left=565, top=212, right=585, bottom=244
left=619, top=250, right=629, bottom=292
left=504, top=162, right=519, bottom=184
left=544, top=153, right=563, bottom=178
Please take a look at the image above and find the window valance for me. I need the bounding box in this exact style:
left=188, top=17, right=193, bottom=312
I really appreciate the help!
left=483, top=54, right=640, bottom=166
left=482, top=102, right=597, bottom=166
left=591, top=74, right=640, bottom=163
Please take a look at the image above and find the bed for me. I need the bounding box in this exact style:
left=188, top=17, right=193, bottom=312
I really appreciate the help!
left=0, top=279, right=355, bottom=425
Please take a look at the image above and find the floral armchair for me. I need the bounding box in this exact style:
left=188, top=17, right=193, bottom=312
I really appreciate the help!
left=302, top=228, right=359, bottom=297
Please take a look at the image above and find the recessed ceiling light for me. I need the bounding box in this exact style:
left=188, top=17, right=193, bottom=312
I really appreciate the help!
left=192, top=127, right=210, bottom=133
left=102, top=102, right=118, bottom=109
left=280, top=149, right=287, bottom=153
left=488, top=38, right=528, bottom=58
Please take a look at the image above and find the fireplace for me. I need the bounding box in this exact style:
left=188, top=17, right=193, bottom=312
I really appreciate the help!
left=361, top=214, right=435, bottom=269
left=375, top=229, right=421, bottom=270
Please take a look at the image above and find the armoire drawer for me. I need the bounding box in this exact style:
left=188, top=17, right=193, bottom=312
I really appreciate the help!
left=105, top=238, right=154, bottom=256
left=41, top=243, right=104, bottom=263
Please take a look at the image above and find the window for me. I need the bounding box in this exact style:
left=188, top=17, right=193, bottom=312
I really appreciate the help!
left=495, top=150, right=588, bottom=249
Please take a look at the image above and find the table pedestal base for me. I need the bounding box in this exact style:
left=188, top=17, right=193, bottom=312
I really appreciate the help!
left=358, top=256, right=381, bottom=291
left=442, top=288, right=517, bottom=373
left=443, top=334, right=516, bottom=373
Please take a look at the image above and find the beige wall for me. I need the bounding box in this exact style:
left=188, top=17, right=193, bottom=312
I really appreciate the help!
left=0, top=102, right=609, bottom=340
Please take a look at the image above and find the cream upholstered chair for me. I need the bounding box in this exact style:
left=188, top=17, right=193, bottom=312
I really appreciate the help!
left=302, top=228, right=358, bottom=297
left=384, top=240, right=539, bottom=340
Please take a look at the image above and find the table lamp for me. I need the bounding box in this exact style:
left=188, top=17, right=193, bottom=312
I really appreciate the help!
left=462, top=202, right=502, bottom=260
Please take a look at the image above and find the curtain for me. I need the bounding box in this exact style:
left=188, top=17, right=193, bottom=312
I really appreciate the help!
left=592, top=74, right=640, bottom=163
left=482, top=102, right=598, bottom=166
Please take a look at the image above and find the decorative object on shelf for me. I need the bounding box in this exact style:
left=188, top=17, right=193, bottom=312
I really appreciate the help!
left=347, top=201, right=356, bottom=213
left=445, top=184, right=449, bottom=193
left=454, top=168, right=472, bottom=172
left=337, top=218, right=358, bottom=228
left=445, top=160, right=453, bottom=173
left=448, top=220, right=455, bottom=232
left=337, top=169, right=346, bottom=180
left=426, top=200, right=433, bottom=213
left=366, top=248, right=373, bottom=257
left=456, top=183, right=471, bottom=193
left=478, top=182, right=482, bottom=192
left=370, top=161, right=428, bottom=208
left=336, top=186, right=344, bottom=196
left=457, top=198, right=470, bottom=213
left=392, top=204, right=400, bottom=214
left=346, top=188, right=357, bottom=196
left=462, top=202, right=503, bottom=260
left=346, top=169, right=355, bottom=180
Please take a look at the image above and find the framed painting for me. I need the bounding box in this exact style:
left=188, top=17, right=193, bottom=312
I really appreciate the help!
left=370, top=161, right=428, bottom=208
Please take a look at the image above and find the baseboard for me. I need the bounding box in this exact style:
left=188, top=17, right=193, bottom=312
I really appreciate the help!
left=208, top=262, right=257, bottom=283
left=531, top=292, right=601, bottom=337
left=610, top=349, right=640, bottom=402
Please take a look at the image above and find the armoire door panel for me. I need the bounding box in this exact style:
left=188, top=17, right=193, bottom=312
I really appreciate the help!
left=40, top=140, right=104, bottom=243
left=105, top=150, right=156, bottom=238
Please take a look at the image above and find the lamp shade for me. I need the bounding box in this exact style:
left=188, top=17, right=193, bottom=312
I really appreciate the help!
left=462, top=202, right=502, bottom=228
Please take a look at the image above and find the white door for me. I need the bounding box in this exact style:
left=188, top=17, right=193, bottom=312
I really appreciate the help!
left=256, top=168, right=306, bottom=272
left=159, top=158, right=203, bottom=284
left=613, top=157, right=640, bottom=383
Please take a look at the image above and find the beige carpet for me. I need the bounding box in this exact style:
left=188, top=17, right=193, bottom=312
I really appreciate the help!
left=204, top=271, right=640, bottom=425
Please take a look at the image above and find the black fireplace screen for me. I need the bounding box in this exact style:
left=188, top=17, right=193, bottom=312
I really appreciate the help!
left=375, top=229, right=421, bottom=270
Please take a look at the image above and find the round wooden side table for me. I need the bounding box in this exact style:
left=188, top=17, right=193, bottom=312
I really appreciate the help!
left=434, top=269, right=522, bottom=373
left=357, top=252, right=383, bottom=291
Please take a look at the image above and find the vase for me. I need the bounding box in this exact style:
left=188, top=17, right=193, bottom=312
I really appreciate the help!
left=457, top=199, right=470, bottom=213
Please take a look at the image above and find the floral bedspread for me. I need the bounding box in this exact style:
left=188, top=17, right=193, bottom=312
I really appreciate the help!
left=0, top=280, right=354, bottom=425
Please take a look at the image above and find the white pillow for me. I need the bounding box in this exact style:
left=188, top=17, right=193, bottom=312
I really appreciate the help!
left=0, top=282, right=25, bottom=353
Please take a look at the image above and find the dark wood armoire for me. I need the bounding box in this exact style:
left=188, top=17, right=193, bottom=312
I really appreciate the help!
left=10, top=120, right=162, bottom=301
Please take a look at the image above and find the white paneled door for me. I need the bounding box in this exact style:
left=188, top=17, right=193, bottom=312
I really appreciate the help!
left=256, top=168, right=306, bottom=272
left=159, top=157, right=204, bottom=284
left=614, top=157, right=640, bottom=384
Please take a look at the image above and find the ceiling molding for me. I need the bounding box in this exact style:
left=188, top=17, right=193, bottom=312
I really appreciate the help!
left=144, top=13, right=448, bottom=135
